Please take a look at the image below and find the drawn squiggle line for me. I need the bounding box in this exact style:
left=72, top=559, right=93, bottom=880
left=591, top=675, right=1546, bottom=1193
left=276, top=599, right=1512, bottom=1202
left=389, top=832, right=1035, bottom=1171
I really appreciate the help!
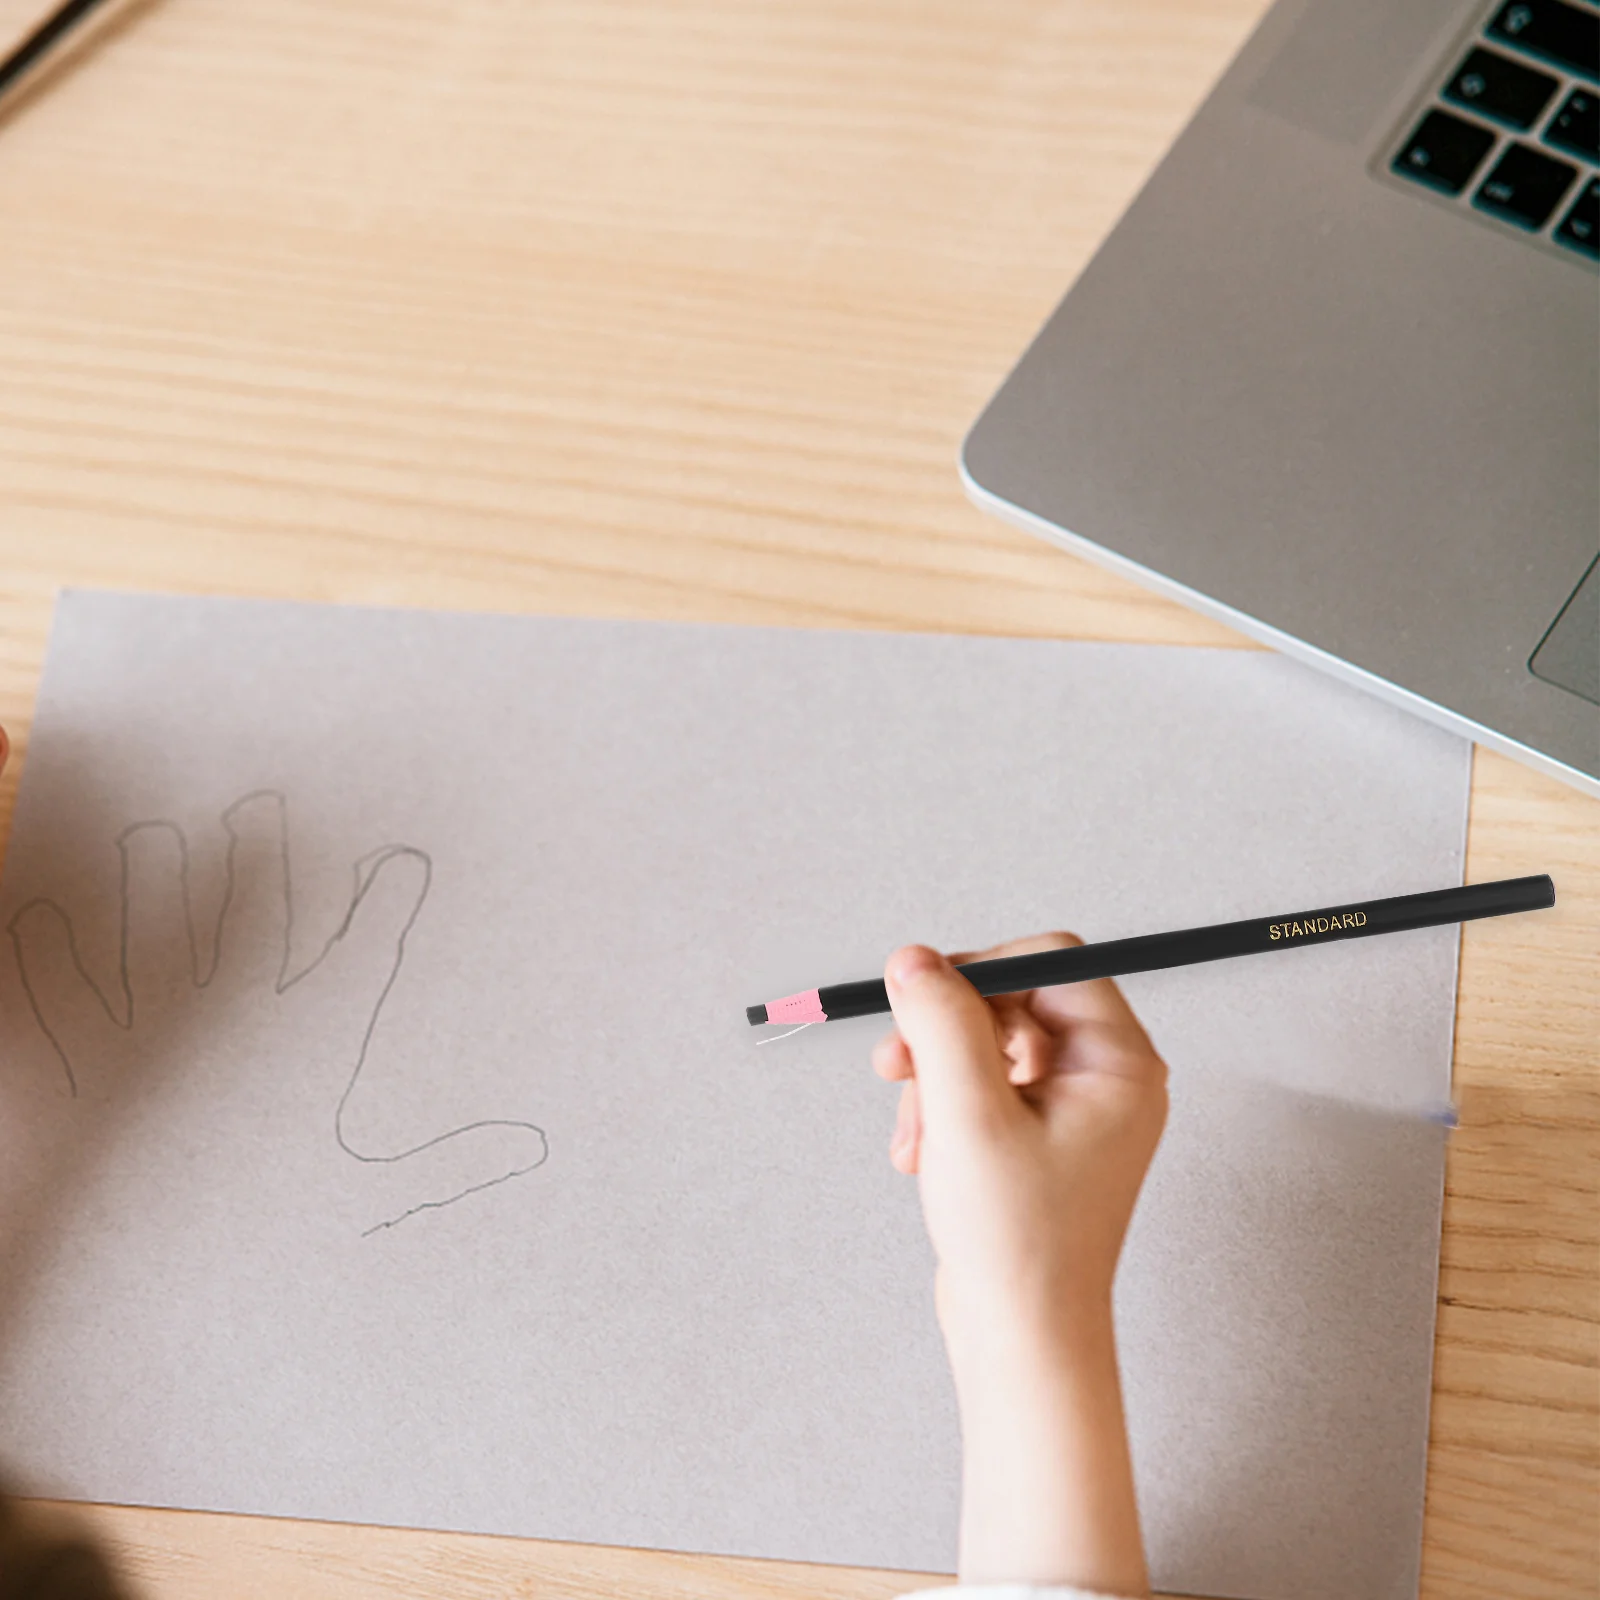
left=323, top=840, right=550, bottom=1233
left=359, top=1164, right=545, bottom=1238
left=6, top=790, right=549, bottom=1232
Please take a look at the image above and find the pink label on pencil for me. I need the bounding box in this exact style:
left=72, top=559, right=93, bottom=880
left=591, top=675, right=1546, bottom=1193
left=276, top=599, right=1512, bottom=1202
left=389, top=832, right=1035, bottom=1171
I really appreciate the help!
left=765, top=989, right=827, bottom=1025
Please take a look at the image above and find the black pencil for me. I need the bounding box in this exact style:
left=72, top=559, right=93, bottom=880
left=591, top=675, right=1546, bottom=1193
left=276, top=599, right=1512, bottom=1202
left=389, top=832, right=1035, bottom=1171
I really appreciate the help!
left=0, top=0, right=126, bottom=108
left=745, top=875, right=1556, bottom=1027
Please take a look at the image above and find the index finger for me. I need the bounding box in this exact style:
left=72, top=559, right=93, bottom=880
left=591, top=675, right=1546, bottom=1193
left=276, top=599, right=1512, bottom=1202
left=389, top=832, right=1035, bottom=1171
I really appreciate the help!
left=950, top=930, right=1150, bottom=1038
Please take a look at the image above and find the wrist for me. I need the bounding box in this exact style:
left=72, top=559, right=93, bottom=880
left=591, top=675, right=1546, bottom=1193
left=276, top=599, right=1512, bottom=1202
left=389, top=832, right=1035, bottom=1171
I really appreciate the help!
left=947, top=1296, right=1120, bottom=1456
left=938, top=1269, right=1115, bottom=1390
left=943, top=1290, right=1149, bottom=1595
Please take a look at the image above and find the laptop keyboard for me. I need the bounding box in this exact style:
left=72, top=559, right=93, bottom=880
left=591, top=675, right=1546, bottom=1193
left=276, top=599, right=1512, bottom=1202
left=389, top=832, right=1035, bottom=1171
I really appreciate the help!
left=1389, top=0, right=1599, bottom=260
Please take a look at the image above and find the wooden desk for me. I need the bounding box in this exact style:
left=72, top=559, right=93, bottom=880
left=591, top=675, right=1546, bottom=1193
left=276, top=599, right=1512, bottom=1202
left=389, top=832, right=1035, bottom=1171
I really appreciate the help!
left=0, top=2, right=1594, bottom=1595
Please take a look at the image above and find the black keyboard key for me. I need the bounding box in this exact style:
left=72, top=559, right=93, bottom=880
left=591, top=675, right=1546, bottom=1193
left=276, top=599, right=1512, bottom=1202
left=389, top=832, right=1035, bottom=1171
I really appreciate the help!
left=1545, top=87, right=1600, bottom=159
left=1393, top=109, right=1497, bottom=193
left=1444, top=47, right=1559, bottom=127
left=1555, top=175, right=1600, bottom=254
left=1475, top=141, right=1580, bottom=225
left=1487, top=0, right=1599, bottom=81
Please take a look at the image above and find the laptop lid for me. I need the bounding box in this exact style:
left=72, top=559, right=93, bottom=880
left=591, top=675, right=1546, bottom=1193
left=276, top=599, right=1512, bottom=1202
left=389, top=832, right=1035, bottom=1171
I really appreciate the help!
left=962, top=0, right=1598, bottom=796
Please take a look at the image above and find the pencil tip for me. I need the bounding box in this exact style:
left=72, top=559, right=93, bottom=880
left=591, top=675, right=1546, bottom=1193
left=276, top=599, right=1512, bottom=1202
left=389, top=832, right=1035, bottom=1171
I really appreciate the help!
left=745, top=1004, right=768, bottom=1026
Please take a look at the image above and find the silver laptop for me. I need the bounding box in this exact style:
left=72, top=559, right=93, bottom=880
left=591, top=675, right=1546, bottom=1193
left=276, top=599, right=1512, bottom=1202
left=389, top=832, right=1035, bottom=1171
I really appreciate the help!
left=962, top=0, right=1599, bottom=797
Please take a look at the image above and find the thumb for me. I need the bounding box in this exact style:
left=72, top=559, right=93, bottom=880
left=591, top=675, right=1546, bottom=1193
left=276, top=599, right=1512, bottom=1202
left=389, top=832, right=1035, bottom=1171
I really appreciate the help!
left=9, top=898, right=121, bottom=1095
left=884, top=945, right=1014, bottom=1132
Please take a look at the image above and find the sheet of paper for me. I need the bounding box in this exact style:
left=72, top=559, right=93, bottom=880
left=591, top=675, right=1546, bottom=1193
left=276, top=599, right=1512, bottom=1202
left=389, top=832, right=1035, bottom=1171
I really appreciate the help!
left=0, top=593, right=1469, bottom=1596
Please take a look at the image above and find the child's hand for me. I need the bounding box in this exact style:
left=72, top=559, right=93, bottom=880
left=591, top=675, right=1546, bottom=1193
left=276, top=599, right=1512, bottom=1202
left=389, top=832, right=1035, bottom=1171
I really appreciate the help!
left=874, top=935, right=1167, bottom=1595
left=875, top=934, right=1167, bottom=1341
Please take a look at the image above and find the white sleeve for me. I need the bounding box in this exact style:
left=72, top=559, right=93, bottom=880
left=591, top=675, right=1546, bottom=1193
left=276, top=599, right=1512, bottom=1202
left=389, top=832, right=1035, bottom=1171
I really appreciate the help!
left=897, top=1587, right=1139, bottom=1600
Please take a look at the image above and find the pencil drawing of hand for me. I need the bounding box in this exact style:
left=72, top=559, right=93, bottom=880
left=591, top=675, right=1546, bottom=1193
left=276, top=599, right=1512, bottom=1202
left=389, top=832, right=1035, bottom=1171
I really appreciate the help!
left=7, top=790, right=548, bottom=1235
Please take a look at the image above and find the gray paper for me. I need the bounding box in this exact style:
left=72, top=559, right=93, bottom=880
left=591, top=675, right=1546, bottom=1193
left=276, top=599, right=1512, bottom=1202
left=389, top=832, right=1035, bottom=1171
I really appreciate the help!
left=0, top=594, right=1469, bottom=1596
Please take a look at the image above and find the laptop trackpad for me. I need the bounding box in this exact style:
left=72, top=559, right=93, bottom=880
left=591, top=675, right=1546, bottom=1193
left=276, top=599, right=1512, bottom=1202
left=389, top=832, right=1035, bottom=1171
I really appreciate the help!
left=1245, top=0, right=1465, bottom=145
left=1530, top=556, right=1600, bottom=707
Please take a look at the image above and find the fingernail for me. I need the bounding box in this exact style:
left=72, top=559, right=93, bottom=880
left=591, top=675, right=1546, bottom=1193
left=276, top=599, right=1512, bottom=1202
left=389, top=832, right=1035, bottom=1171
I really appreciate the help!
left=888, top=946, right=944, bottom=988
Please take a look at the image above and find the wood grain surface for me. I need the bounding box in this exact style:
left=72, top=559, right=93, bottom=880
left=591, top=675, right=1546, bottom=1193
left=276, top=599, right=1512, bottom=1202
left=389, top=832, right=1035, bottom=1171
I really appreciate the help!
left=0, top=2, right=1594, bottom=1596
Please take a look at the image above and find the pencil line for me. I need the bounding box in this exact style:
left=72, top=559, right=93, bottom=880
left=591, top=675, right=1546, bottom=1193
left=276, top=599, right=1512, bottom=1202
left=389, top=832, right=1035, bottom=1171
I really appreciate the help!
left=6, top=790, right=549, bottom=1232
